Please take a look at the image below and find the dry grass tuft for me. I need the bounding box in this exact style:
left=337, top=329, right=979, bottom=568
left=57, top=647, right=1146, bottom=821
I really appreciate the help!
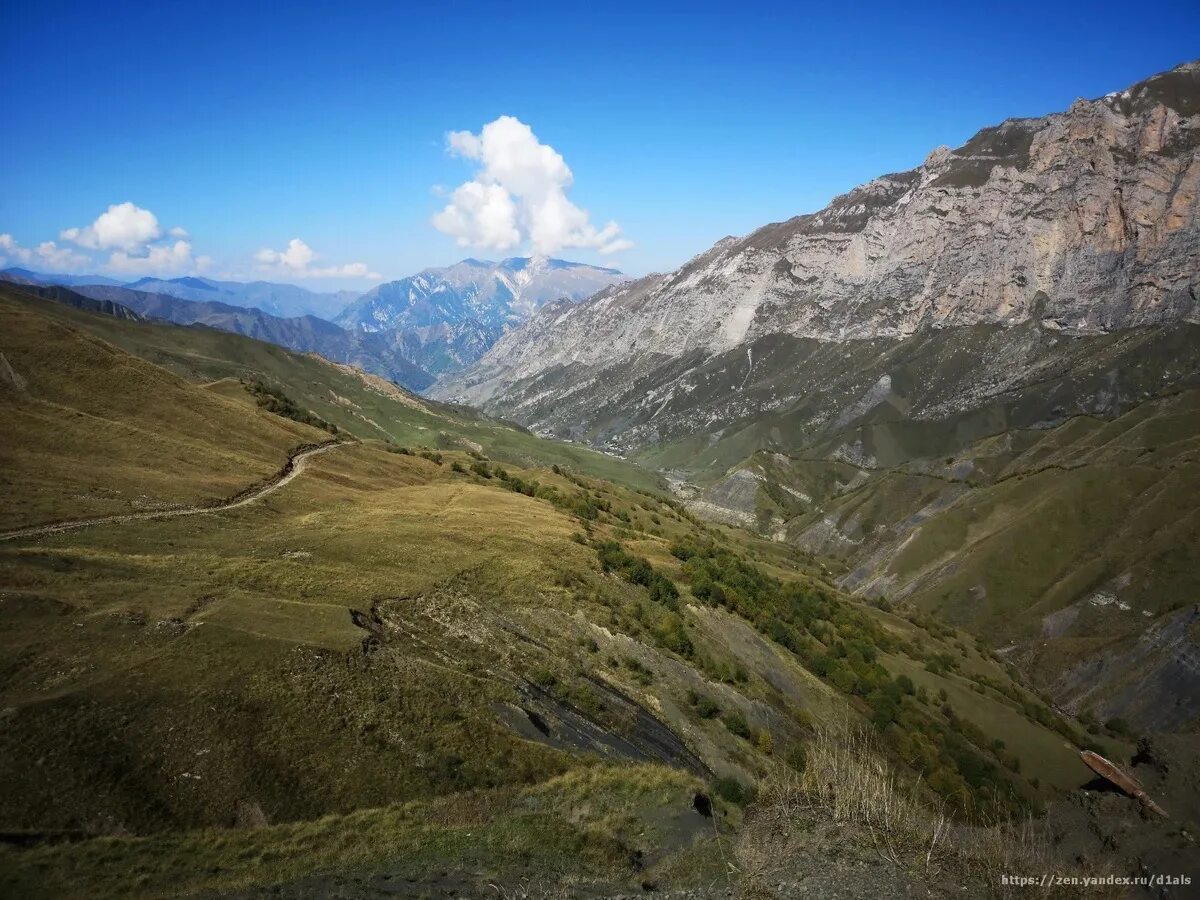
left=735, top=723, right=1123, bottom=899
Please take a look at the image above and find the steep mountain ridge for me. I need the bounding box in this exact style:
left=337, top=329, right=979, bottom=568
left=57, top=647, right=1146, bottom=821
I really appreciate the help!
left=125, top=275, right=361, bottom=320
left=64, top=282, right=435, bottom=389
left=437, top=61, right=1200, bottom=409
left=432, top=61, right=1200, bottom=733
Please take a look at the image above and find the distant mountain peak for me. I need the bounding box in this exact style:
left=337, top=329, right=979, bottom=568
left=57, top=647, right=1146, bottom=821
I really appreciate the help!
left=335, top=257, right=626, bottom=376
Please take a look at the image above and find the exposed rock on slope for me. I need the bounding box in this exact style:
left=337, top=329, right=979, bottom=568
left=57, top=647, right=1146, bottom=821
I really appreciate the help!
left=435, top=61, right=1200, bottom=412
left=433, top=62, right=1200, bottom=733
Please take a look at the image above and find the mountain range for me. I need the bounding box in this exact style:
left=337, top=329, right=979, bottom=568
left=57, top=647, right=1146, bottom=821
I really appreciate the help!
left=3, top=59, right=1199, bottom=899
left=433, top=60, right=1200, bottom=733
left=122, top=275, right=362, bottom=320
left=0, top=256, right=625, bottom=391
left=336, top=256, right=626, bottom=376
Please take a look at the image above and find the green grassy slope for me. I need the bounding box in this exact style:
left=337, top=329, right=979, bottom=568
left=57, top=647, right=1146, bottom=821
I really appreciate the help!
left=776, top=390, right=1200, bottom=731
left=0, top=294, right=1113, bottom=897
left=0, top=291, right=329, bottom=530
left=622, top=322, right=1200, bottom=734
left=0, top=284, right=659, bottom=493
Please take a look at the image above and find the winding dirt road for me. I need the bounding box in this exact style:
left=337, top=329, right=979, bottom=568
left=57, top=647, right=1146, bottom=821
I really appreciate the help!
left=0, top=441, right=351, bottom=543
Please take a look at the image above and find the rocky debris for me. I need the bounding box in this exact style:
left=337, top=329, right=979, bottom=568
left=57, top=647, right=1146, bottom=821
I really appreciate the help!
left=233, top=800, right=268, bottom=829
left=499, top=678, right=713, bottom=779
left=1050, top=605, right=1200, bottom=734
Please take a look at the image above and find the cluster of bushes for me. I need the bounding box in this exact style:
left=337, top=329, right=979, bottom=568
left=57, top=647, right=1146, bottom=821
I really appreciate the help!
left=596, top=541, right=680, bottom=610
left=713, top=776, right=756, bottom=806
left=686, top=689, right=721, bottom=719
left=669, top=539, right=908, bottom=692
left=462, top=460, right=589, bottom=507
left=495, top=467, right=541, bottom=497
left=887, top=704, right=1027, bottom=813
left=924, top=652, right=958, bottom=675
left=387, top=445, right=443, bottom=465
left=685, top=690, right=776, bottom=751
left=584, top=539, right=698, bottom=661
left=550, top=485, right=613, bottom=522
left=622, top=656, right=654, bottom=686
left=243, top=379, right=338, bottom=434
left=666, top=538, right=1035, bottom=816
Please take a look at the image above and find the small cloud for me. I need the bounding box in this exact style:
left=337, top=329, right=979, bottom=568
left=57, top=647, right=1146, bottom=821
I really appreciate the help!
left=108, top=240, right=196, bottom=275
left=62, top=202, right=162, bottom=251
left=55, top=202, right=205, bottom=276
left=432, top=116, right=633, bottom=256
left=0, top=233, right=32, bottom=265
left=254, top=238, right=380, bottom=280
left=37, top=240, right=91, bottom=271
left=0, top=233, right=90, bottom=272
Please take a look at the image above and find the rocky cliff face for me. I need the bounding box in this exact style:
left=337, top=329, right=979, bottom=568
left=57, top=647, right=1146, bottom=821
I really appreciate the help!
left=435, top=62, right=1200, bottom=410
left=432, top=62, right=1200, bottom=734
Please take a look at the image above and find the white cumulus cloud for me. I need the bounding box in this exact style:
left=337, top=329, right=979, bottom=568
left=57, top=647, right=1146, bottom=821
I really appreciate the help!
left=62, top=202, right=162, bottom=251
left=108, top=240, right=198, bottom=275
left=432, top=116, right=633, bottom=256
left=0, top=233, right=90, bottom=272
left=54, top=202, right=207, bottom=276
left=254, top=239, right=380, bottom=280
left=0, top=233, right=31, bottom=265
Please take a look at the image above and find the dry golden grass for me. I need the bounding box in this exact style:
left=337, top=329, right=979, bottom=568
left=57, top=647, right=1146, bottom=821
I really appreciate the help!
left=0, top=764, right=704, bottom=899
left=0, top=293, right=325, bottom=529
left=735, top=724, right=1123, bottom=899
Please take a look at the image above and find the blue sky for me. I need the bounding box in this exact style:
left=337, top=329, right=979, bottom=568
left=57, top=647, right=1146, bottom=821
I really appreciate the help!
left=1, top=0, right=1197, bottom=288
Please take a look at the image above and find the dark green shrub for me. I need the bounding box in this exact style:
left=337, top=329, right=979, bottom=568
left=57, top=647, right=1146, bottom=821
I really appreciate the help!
left=713, top=777, right=756, bottom=806
left=243, top=378, right=338, bottom=434
left=689, top=693, right=720, bottom=719
left=722, top=711, right=751, bottom=739
left=785, top=744, right=807, bottom=773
